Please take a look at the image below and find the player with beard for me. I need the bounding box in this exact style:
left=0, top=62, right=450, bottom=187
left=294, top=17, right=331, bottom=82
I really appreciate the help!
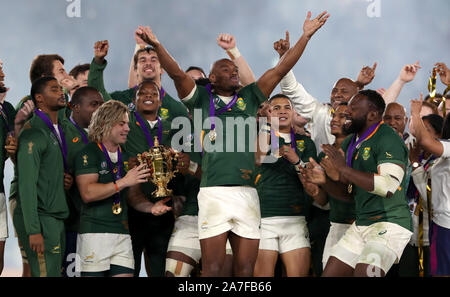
left=300, top=103, right=356, bottom=273
left=303, top=90, right=413, bottom=277
left=137, top=11, right=329, bottom=276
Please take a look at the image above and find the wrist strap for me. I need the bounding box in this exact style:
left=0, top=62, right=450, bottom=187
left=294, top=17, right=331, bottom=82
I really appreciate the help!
left=226, top=47, right=241, bottom=60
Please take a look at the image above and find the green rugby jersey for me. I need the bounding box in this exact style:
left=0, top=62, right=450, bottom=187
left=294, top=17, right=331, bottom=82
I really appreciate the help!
left=184, top=83, right=267, bottom=187
left=87, top=58, right=189, bottom=122
left=180, top=151, right=202, bottom=216
left=61, top=117, right=89, bottom=232
left=16, top=113, right=69, bottom=235
left=317, top=151, right=355, bottom=224
left=256, top=133, right=316, bottom=217
left=121, top=111, right=179, bottom=202
left=0, top=101, right=16, bottom=193
left=342, top=123, right=412, bottom=230
left=74, top=142, right=130, bottom=234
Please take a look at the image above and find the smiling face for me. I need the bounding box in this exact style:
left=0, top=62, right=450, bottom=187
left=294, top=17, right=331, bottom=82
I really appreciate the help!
left=209, top=59, right=240, bottom=94
left=108, top=112, right=130, bottom=145
left=135, top=81, right=161, bottom=115
left=270, top=96, right=293, bottom=131
left=135, top=50, right=163, bottom=83
left=330, top=104, right=348, bottom=137
left=330, top=78, right=359, bottom=109
left=343, top=94, right=370, bottom=135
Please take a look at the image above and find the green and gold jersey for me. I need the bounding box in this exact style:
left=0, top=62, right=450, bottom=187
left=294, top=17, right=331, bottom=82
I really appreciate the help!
left=256, top=133, right=316, bottom=217
left=180, top=151, right=202, bottom=216
left=0, top=101, right=16, bottom=193
left=15, top=113, right=69, bottom=235
left=184, top=83, right=267, bottom=187
left=61, top=117, right=89, bottom=232
left=342, top=123, right=412, bottom=230
left=74, top=142, right=130, bottom=234
left=318, top=152, right=355, bottom=224
left=87, top=58, right=189, bottom=122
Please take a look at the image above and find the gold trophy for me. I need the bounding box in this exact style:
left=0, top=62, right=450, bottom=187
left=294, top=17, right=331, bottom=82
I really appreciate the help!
left=137, top=136, right=178, bottom=198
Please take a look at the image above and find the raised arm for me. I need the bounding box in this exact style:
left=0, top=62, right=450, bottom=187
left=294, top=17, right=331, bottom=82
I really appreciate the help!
left=411, top=95, right=445, bottom=157
left=87, top=40, right=113, bottom=101
left=355, top=63, right=377, bottom=90
left=128, top=29, right=148, bottom=88
left=137, top=26, right=195, bottom=99
left=257, top=11, right=329, bottom=98
left=217, top=33, right=256, bottom=86
left=382, top=61, right=421, bottom=104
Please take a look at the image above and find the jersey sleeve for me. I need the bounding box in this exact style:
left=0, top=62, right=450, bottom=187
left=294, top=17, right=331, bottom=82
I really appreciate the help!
left=299, top=137, right=317, bottom=163
left=441, top=140, right=450, bottom=158
left=17, top=128, right=47, bottom=235
left=375, top=132, right=408, bottom=167
left=246, top=82, right=268, bottom=106
left=74, top=146, right=100, bottom=176
left=87, top=58, right=113, bottom=101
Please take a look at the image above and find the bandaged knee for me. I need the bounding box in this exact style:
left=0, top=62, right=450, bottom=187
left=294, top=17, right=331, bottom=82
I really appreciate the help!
left=165, top=258, right=194, bottom=277
left=370, top=163, right=404, bottom=198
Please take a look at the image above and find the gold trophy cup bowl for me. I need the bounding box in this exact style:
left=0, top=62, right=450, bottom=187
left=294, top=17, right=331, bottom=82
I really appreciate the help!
left=137, top=137, right=178, bottom=198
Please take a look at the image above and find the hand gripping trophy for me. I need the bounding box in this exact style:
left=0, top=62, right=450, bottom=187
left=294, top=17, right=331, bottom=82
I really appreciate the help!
left=137, top=136, right=178, bottom=198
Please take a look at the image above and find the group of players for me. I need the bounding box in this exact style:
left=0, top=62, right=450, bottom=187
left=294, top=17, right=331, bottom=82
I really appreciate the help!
left=0, top=10, right=449, bottom=277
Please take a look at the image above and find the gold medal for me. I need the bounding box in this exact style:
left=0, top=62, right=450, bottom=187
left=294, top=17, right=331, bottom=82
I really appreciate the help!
left=209, top=129, right=217, bottom=142
left=348, top=184, right=353, bottom=194
left=112, top=203, right=122, bottom=215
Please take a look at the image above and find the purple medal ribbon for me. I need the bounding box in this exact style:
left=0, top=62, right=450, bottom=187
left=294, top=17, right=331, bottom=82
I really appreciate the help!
left=35, top=109, right=68, bottom=172
left=99, top=142, right=123, bottom=206
left=346, top=121, right=383, bottom=167
left=69, top=116, right=88, bottom=144
left=205, top=83, right=238, bottom=132
left=134, top=111, right=162, bottom=148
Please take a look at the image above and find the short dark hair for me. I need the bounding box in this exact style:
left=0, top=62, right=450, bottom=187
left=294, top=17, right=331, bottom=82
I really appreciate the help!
left=269, top=93, right=290, bottom=102
left=71, top=86, right=100, bottom=106
left=69, top=63, right=90, bottom=79
left=442, top=112, right=450, bottom=140
left=422, top=114, right=444, bottom=137
left=186, top=66, right=206, bottom=76
left=30, top=76, right=57, bottom=104
left=359, top=89, right=386, bottom=115
left=29, top=54, right=64, bottom=83
left=133, top=47, right=156, bottom=70
left=135, top=80, right=160, bottom=101
left=421, top=100, right=439, bottom=115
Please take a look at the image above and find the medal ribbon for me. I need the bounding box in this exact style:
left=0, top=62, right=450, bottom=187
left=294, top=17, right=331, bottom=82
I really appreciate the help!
left=346, top=121, right=383, bottom=167
left=134, top=111, right=162, bottom=148
left=69, top=116, right=89, bottom=144
left=205, top=83, right=238, bottom=132
left=270, top=128, right=296, bottom=154
left=35, top=109, right=68, bottom=172
left=98, top=143, right=123, bottom=207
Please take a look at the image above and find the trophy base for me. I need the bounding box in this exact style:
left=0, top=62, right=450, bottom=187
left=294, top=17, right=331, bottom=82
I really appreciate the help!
left=152, top=187, right=173, bottom=198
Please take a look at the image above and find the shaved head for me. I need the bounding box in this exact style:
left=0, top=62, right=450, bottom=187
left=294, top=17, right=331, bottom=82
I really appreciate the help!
left=330, top=78, right=359, bottom=108
left=383, top=102, right=407, bottom=135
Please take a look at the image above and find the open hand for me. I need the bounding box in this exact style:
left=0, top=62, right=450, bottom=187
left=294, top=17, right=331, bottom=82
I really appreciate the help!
left=303, top=11, right=330, bottom=39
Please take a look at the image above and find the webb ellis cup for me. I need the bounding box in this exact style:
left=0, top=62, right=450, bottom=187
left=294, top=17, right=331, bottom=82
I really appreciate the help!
left=137, top=136, right=178, bottom=198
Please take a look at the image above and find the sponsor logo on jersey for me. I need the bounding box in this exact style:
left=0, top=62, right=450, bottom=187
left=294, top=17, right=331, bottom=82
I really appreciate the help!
left=72, top=137, right=79, bottom=143
left=296, top=140, right=305, bottom=152
left=385, top=152, right=393, bottom=159
left=201, top=221, right=208, bottom=229
left=236, top=98, right=246, bottom=111
left=101, top=161, right=107, bottom=169
left=159, top=108, right=169, bottom=120
left=240, top=169, right=252, bottom=180
left=84, top=252, right=95, bottom=263
left=378, top=230, right=387, bottom=236
left=362, top=147, right=371, bottom=160
left=51, top=245, right=61, bottom=254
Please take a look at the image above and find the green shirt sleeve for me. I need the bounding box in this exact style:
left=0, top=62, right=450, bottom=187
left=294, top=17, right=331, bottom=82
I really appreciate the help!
left=17, top=127, right=47, bottom=235
left=87, top=58, right=113, bottom=101
left=74, top=146, right=100, bottom=176
left=375, top=132, right=408, bottom=167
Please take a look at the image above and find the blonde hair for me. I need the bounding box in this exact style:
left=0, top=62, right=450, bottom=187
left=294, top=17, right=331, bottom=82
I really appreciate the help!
left=88, top=100, right=129, bottom=143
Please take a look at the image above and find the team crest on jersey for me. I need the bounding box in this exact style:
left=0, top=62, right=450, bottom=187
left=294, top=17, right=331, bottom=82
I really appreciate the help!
left=124, top=161, right=129, bottom=172
left=83, top=155, right=88, bottom=166
left=236, top=98, right=246, bottom=111
left=296, top=140, right=305, bottom=152
left=101, top=161, right=107, bottom=169
left=362, top=147, right=371, bottom=160
left=159, top=108, right=169, bottom=120
left=28, top=141, right=34, bottom=154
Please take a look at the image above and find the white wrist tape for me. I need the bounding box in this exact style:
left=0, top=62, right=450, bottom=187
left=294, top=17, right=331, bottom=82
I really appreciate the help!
left=165, top=258, right=194, bottom=277
left=226, top=47, right=241, bottom=60
left=188, top=161, right=198, bottom=176
left=370, top=163, right=405, bottom=198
